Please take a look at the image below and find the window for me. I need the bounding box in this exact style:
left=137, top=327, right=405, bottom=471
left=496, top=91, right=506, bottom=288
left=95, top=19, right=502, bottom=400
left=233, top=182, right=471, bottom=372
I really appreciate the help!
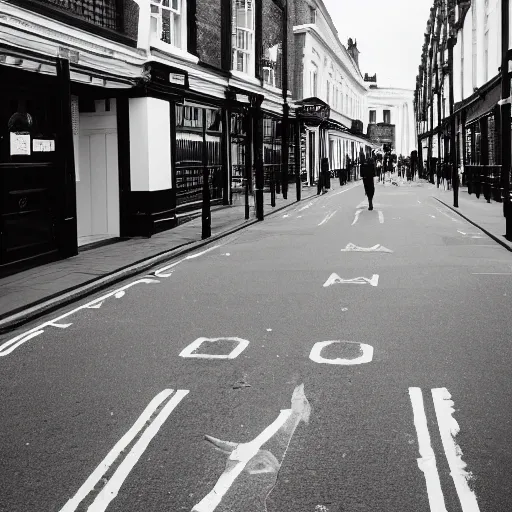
left=232, top=0, right=255, bottom=74
left=150, top=0, right=182, bottom=48
left=326, top=80, right=330, bottom=104
left=310, top=64, right=318, bottom=96
left=309, top=6, right=316, bottom=24
left=369, top=110, right=376, bottom=123
left=383, top=110, right=391, bottom=124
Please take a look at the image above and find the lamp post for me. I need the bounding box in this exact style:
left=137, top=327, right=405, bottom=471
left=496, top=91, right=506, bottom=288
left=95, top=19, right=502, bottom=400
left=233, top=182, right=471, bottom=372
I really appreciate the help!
left=448, top=34, right=458, bottom=207
left=281, top=0, right=289, bottom=200
left=501, top=0, right=511, bottom=239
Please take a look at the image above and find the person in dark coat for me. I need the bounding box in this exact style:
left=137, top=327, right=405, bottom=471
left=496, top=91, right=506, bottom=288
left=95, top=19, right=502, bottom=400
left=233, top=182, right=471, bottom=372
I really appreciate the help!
left=361, top=157, right=376, bottom=210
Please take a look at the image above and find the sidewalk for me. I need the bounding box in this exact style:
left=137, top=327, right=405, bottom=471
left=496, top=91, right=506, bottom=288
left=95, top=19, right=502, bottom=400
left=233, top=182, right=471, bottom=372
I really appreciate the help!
left=432, top=185, right=512, bottom=252
left=0, top=182, right=335, bottom=332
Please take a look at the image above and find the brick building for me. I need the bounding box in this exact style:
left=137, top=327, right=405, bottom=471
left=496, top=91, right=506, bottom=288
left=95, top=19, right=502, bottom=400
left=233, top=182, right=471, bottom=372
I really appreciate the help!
left=0, top=0, right=291, bottom=276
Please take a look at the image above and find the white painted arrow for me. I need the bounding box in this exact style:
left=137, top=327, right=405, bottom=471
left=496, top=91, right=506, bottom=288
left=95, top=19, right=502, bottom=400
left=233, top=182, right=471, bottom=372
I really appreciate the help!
left=340, top=243, right=393, bottom=253
left=191, top=384, right=311, bottom=512
left=323, top=273, right=379, bottom=287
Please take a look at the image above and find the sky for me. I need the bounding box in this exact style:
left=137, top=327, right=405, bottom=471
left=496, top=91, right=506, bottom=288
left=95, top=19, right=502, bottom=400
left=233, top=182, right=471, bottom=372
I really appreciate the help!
left=322, top=0, right=433, bottom=90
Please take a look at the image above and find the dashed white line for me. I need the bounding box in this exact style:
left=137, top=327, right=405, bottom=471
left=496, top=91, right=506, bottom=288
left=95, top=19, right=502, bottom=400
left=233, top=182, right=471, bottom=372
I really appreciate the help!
left=298, top=201, right=314, bottom=212
left=352, top=209, right=363, bottom=226
left=378, top=210, right=384, bottom=224
left=318, top=210, right=337, bottom=226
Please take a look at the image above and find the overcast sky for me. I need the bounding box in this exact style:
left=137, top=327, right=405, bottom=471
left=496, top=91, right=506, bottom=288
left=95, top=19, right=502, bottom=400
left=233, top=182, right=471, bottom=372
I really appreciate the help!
left=322, top=0, right=433, bottom=90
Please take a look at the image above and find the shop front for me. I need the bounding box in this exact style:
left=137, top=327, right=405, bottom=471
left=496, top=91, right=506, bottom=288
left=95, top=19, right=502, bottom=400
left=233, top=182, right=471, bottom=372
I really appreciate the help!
left=0, top=61, right=76, bottom=276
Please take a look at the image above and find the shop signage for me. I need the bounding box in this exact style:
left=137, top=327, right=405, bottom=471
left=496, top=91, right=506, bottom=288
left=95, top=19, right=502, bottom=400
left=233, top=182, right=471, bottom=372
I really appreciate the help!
left=10, top=132, right=30, bottom=156
left=236, top=94, right=251, bottom=103
left=169, top=73, right=186, bottom=86
left=33, top=139, right=55, bottom=152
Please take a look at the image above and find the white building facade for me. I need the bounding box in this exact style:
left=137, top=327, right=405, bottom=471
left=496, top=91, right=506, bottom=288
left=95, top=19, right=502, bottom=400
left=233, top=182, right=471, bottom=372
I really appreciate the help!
left=291, top=0, right=372, bottom=184
left=366, top=86, right=416, bottom=157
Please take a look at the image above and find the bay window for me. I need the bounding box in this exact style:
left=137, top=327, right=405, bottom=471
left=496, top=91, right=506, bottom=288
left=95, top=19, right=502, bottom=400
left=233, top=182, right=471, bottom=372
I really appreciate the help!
left=150, top=0, right=183, bottom=49
left=232, top=0, right=255, bottom=74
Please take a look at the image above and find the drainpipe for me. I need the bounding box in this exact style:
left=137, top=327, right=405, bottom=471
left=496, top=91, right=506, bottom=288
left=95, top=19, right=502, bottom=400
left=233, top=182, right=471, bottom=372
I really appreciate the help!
left=501, top=0, right=512, bottom=238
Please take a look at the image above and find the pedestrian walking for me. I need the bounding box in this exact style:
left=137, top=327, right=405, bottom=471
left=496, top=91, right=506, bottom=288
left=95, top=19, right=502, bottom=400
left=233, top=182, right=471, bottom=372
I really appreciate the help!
left=361, top=157, right=376, bottom=210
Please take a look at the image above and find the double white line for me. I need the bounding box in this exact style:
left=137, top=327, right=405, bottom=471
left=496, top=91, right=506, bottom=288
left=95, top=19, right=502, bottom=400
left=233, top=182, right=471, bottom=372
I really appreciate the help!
left=60, top=389, right=189, bottom=512
left=409, top=387, right=480, bottom=512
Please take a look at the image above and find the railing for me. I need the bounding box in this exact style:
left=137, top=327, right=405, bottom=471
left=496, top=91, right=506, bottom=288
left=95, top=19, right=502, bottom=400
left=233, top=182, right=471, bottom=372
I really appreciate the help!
left=465, top=165, right=503, bottom=203
left=40, top=0, right=121, bottom=30
left=175, top=164, right=223, bottom=206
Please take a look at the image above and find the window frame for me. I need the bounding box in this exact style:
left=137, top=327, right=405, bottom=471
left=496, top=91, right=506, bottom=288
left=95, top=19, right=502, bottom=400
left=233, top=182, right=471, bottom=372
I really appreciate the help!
left=383, top=110, right=391, bottom=124
left=232, top=0, right=255, bottom=76
left=150, top=0, right=185, bottom=50
left=369, top=110, right=376, bottom=124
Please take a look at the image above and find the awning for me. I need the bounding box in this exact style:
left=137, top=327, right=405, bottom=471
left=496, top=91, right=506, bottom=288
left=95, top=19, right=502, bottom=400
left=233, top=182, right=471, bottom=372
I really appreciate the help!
left=465, top=80, right=502, bottom=125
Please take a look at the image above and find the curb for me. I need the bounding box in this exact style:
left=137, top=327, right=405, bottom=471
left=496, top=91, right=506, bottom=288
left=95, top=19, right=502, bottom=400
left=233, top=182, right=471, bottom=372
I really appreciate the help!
left=433, top=197, right=512, bottom=253
left=0, top=190, right=320, bottom=334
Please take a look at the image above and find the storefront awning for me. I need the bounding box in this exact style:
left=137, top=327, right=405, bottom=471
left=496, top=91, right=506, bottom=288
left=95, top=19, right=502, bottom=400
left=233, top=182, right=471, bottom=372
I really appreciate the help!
left=465, top=80, right=502, bottom=125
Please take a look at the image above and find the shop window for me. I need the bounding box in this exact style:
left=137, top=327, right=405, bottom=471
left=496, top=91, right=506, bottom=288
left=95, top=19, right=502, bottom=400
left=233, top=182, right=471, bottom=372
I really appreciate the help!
left=232, top=0, right=255, bottom=74
left=383, top=110, right=391, bottom=124
left=369, top=110, right=376, bottom=124
left=150, top=0, right=183, bottom=49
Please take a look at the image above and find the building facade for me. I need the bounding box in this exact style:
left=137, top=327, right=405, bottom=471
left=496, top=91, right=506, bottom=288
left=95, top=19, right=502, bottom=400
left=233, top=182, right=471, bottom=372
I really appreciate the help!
left=289, top=0, right=373, bottom=185
left=415, top=0, right=511, bottom=211
left=365, top=75, right=416, bottom=157
left=0, top=0, right=292, bottom=276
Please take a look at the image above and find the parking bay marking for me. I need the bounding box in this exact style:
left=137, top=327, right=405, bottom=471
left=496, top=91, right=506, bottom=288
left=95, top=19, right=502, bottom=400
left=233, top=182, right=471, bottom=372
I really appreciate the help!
left=60, top=389, right=189, bottom=512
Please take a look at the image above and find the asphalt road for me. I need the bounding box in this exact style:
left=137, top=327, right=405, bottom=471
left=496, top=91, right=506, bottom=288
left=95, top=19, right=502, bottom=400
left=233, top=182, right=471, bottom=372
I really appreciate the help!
left=1, top=179, right=512, bottom=512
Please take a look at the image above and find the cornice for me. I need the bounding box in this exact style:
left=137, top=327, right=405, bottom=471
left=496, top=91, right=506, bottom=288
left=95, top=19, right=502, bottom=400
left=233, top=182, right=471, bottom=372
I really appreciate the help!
left=0, top=4, right=147, bottom=64
left=294, top=25, right=367, bottom=91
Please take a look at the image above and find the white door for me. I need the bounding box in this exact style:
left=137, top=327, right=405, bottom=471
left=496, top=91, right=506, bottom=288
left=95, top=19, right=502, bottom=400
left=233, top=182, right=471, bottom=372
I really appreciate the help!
left=76, top=100, right=119, bottom=245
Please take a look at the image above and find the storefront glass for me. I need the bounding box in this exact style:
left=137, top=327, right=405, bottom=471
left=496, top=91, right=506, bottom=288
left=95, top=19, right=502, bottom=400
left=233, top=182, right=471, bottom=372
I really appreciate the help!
left=175, top=104, right=223, bottom=206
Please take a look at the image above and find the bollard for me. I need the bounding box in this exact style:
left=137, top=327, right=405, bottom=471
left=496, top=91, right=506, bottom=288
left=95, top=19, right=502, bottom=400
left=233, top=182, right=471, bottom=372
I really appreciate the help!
left=507, top=195, right=512, bottom=241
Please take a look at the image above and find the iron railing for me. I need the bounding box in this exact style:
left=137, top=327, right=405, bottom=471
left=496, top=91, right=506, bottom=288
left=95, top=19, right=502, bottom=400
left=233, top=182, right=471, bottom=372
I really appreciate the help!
left=465, top=165, right=503, bottom=203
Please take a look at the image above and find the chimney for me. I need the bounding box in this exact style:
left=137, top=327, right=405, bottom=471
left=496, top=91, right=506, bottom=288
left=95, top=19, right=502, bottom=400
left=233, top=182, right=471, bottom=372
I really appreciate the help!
left=347, top=38, right=360, bottom=69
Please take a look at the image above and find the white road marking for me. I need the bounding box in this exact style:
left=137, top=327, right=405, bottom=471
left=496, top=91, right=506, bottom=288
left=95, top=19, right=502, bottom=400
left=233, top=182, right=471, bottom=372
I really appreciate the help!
left=378, top=210, right=384, bottom=224
left=429, top=215, right=436, bottom=219
left=0, top=242, right=225, bottom=357
left=283, top=214, right=289, bottom=218
left=192, top=384, right=310, bottom=512
left=352, top=209, right=363, bottom=225
left=179, top=337, right=249, bottom=359
left=408, top=388, right=448, bottom=512
left=432, top=388, right=481, bottom=512
left=318, top=210, right=337, bottom=226
left=59, top=389, right=183, bottom=512
left=0, top=278, right=160, bottom=357
left=457, top=230, right=484, bottom=239
left=435, top=207, right=460, bottom=223
left=154, top=244, right=223, bottom=277
left=418, top=200, right=422, bottom=204
left=309, top=341, right=373, bottom=365
left=472, top=273, right=512, bottom=275
left=87, top=390, right=189, bottom=512
left=331, top=183, right=361, bottom=196
left=298, top=201, right=314, bottom=212
left=340, top=243, right=393, bottom=253
left=323, top=273, right=379, bottom=287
